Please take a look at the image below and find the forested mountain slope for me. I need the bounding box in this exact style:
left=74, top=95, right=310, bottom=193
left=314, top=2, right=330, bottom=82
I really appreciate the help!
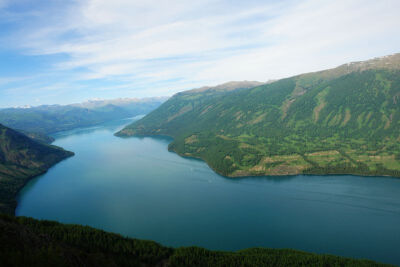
left=0, top=97, right=166, bottom=135
left=0, top=124, right=73, bottom=214
left=117, top=54, right=400, bottom=177
left=0, top=214, right=387, bottom=266
left=17, top=130, right=55, bottom=144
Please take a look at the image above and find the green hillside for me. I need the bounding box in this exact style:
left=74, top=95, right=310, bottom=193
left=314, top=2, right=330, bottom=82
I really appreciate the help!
left=18, top=130, right=55, bottom=144
left=0, top=214, right=388, bottom=267
left=117, top=54, right=400, bottom=177
left=0, top=124, right=73, bottom=214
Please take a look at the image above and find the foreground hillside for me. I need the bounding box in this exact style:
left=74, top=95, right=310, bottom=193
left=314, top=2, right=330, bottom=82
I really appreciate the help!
left=0, top=124, right=73, bottom=214
left=0, top=97, right=166, bottom=135
left=0, top=214, right=387, bottom=267
left=117, top=54, right=400, bottom=177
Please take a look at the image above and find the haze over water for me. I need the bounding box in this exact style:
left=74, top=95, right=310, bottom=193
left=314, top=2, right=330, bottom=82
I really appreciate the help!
left=16, top=118, right=400, bottom=265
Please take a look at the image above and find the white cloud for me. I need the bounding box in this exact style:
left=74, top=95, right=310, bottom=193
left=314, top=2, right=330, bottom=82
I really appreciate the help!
left=3, top=0, right=400, bottom=101
left=191, top=0, right=400, bottom=83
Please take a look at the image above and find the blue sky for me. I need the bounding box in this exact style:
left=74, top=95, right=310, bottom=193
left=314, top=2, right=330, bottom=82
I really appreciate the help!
left=0, top=0, right=400, bottom=108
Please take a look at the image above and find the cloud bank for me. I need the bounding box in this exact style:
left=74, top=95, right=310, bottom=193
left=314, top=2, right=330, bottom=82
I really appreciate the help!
left=0, top=0, right=400, bottom=106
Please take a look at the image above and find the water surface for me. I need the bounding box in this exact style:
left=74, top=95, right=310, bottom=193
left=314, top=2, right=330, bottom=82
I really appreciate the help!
left=16, top=118, right=400, bottom=265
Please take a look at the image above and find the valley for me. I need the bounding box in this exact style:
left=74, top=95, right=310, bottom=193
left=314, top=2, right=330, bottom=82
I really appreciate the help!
left=1, top=1, right=400, bottom=265
left=0, top=97, right=166, bottom=139
left=1, top=55, right=400, bottom=266
left=14, top=118, right=400, bottom=265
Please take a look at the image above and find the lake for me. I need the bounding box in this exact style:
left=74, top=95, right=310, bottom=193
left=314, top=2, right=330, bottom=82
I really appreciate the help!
left=16, top=118, right=400, bottom=265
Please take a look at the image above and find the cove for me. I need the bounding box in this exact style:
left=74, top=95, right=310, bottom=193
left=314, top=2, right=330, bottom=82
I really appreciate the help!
left=16, top=118, right=400, bottom=265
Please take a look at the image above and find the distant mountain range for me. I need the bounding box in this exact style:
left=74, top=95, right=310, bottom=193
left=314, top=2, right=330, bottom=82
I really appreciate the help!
left=117, top=53, right=400, bottom=177
left=70, top=97, right=168, bottom=109
left=0, top=97, right=167, bottom=136
left=0, top=124, right=73, bottom=214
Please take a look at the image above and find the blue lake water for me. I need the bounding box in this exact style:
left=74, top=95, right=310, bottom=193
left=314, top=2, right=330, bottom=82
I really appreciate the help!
left=16, top=118, right=400, bottom=265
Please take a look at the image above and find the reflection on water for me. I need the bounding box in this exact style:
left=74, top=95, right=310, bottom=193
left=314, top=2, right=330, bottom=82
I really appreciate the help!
left=16, top=118, right=400, bottom=265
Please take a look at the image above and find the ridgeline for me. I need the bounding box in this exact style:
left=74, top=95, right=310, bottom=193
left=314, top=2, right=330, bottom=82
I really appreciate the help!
left=117, top=54, right=400, bottom=177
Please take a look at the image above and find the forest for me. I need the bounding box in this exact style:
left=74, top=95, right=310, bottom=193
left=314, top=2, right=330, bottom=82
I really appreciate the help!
left=0, top=214, right=388, bottom=266
left=118, top=55, right=400, bottom=178
left=0, top=124, right=73, bottom=214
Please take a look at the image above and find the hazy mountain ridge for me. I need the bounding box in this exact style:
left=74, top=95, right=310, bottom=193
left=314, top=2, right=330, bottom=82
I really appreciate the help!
left=0, top=124, right=73, bottom=214
left=0, top=97, right=167, bottom=135
left=70, top=96, right=169, bottom=109
left=117, top=53, right=400, bottom=177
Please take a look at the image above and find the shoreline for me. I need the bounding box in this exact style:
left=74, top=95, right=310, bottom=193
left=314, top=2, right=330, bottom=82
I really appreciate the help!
left=9, top=152, right=75, bottom=216
left=116, top=132, right=400, bottom=179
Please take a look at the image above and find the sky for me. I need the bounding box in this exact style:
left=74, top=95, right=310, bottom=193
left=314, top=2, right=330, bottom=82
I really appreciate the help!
left=0, top=0, right=399, bottom=108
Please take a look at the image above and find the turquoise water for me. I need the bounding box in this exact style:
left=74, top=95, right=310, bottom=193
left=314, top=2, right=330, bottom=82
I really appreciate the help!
left=16, top=118, right=400, bottom=265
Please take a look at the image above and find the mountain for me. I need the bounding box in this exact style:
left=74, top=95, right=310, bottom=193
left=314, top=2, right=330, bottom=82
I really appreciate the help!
left=0, top=124, right=73, bottom=214
left=18, top=130, right=55, bottom=144
left=0, top=214, right=386, bottom=267
left=0, top=97, right=167, bottom=135
left=187, top=80, right=265, bottom=93
left=117, top=53, right=400, bottom=177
